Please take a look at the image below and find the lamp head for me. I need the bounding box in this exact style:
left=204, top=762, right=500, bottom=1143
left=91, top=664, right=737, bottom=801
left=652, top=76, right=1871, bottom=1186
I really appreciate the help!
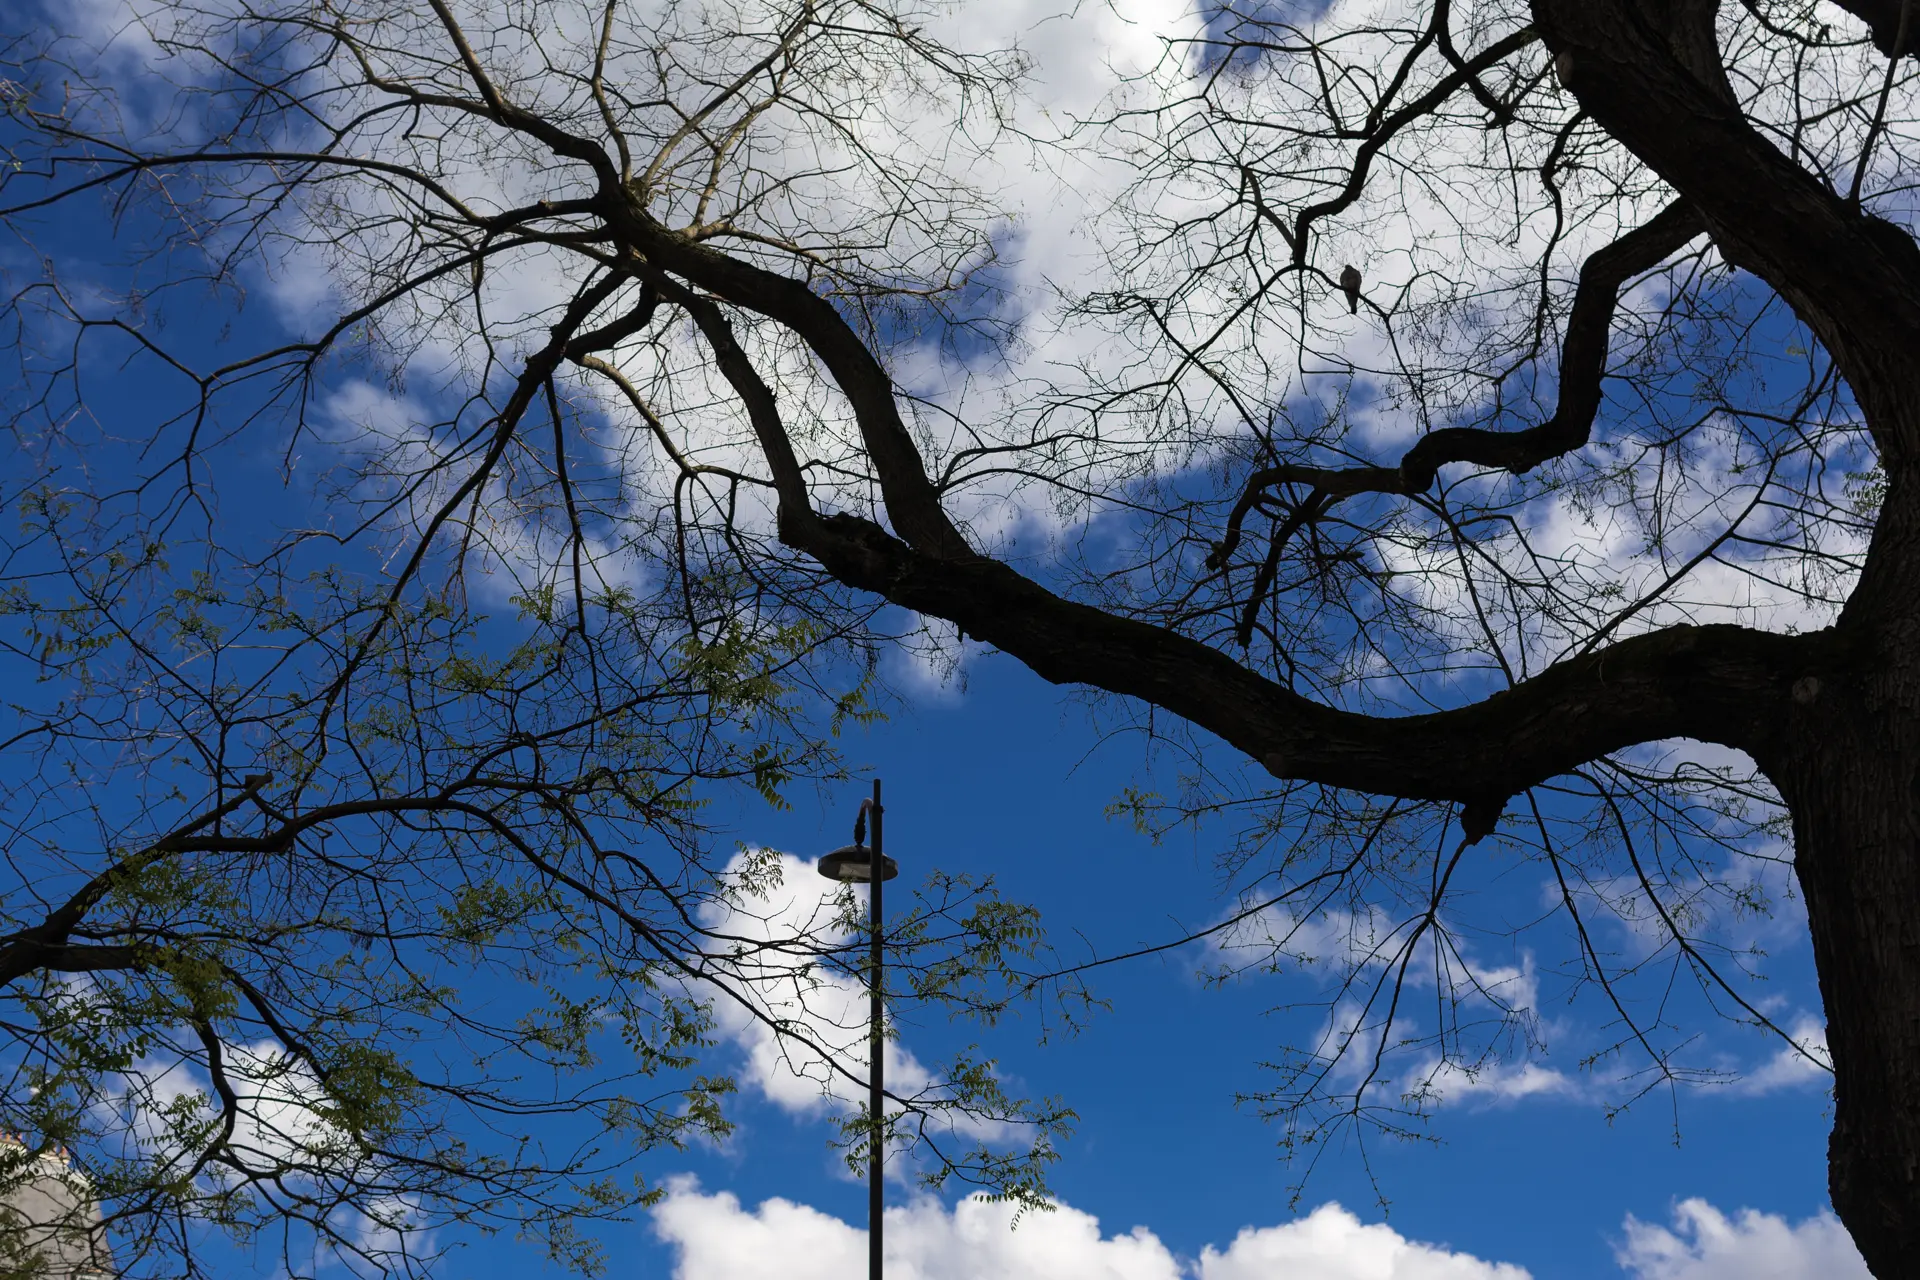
left=816, top=843, right=899, bottom=883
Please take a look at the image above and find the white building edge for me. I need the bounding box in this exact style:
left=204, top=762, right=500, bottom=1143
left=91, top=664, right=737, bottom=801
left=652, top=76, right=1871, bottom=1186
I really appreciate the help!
left=0, top=1135, right=115, bottom=1278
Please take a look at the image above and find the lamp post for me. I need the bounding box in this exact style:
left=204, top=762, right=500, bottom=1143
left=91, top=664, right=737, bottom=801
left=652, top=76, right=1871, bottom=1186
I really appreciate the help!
left=816, top=779, right=897, bottom=1280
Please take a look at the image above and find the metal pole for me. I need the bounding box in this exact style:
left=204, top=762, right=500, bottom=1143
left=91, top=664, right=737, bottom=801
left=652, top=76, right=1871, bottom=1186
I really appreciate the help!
left=868, top=777, right=884, bottom=1280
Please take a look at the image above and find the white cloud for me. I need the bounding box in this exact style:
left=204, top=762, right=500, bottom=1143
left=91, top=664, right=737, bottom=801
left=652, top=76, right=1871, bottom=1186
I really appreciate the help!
left=1417, top=1059, right=1579, bottom=1107
left=1616, top=1200, right=1867, bottom=1280
left=652, top=1181, right=1873, bottom=1280
left=647, top=1178, right=1528, bottom=1280
left=108, top=1039, right=344, bottom=1174
left=882, top=612, right=988, bottom=704
left=1216, top=904, right=1580, bottom=1107
left=1199, top=1204, right=1530, bottom=1280
left=346, top=1193, right=434, bottom=1263
left=693, top=850, right=1011, bottom=1145
left=1729, top=1020, right=1832, bottom=1097
left=315, top=378, right=645, bottom=608
left=650, top=1180, right=871, bottom=1280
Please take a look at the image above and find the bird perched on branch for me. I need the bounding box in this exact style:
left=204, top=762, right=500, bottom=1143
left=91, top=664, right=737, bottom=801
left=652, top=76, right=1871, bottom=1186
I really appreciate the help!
left=1338, top=264, right=1362, bottom=314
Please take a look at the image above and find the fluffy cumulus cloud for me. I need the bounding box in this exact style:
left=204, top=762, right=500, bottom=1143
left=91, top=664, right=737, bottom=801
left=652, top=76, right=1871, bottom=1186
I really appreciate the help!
left=1198, top=1207, right=1530, bottom=1280
left=650, top=1179, right=1178, bottom=1280
left=649, top=1179, right=1525, bottom=1280
left=650, top=1181, right=1872, bottom=1280
left=1729, top=1020, right=1833, bottom=1097
left=1615, top=1200, right=1868, bottom=1280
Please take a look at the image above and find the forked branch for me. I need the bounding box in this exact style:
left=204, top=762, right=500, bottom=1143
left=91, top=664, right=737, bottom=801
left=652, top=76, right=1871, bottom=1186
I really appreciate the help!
left=1209, top=199, right=1704, bottom=574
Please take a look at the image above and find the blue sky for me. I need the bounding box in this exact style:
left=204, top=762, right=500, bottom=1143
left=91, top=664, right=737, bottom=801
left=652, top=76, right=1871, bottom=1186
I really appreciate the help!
left=0, top=231, right=1854, bottom=1274
left=0, top=1, right=1885, bottom=1276
left=493, top=648, right=1850, bottom=1280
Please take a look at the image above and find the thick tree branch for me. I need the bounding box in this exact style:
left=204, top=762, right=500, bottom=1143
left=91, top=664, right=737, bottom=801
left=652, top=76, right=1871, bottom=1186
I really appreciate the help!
left=1823, top=0, right=1920, bottom=60
left=655, top=186, right=1811, bottom=835
left=0, top=777, right=275, bottom=989
left=659, top=280, right=817, bottom=530
left=1534, top=0, right=1920, bottom=643
left=778, top=505, right=1816, bottom=834
left=611, top=206, right=973, bottom=560
left=1534, top=2, right=1920, bottom=466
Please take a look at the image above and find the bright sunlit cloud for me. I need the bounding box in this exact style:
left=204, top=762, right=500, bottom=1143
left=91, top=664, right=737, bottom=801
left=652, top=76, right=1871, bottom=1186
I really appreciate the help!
left=650, top=1179, right=1868, bottom=1280
left=1615, top=1199, right=1868, bottom=1280
left=648, top=1178, right=1525, bottom=1280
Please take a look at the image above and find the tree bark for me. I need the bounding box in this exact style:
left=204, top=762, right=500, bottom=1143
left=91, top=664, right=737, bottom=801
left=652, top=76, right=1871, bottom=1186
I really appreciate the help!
left=1774, top=624, right=1920, bottom=1278
left=1526, top=5, right=1920, bottom=1268
left=607, top=3, right=1920, bottom=1265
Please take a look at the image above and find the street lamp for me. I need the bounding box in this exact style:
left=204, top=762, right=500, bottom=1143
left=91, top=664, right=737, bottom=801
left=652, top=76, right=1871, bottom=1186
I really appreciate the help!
left=816, top=778, right=896, bottom=1280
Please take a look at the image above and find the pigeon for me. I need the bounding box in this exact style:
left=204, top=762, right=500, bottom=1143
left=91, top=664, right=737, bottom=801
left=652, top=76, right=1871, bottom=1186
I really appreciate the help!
left=1338, top=264, right=1362, bottom=315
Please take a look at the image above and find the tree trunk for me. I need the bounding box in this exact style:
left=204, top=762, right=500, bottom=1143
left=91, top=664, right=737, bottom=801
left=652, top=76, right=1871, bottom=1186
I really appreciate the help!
left=1780, top=609, right=1920, bottom=1278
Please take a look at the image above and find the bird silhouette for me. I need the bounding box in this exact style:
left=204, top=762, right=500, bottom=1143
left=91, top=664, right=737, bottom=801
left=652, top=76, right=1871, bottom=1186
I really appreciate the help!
left=1338, top=264, right=1362, bottom=314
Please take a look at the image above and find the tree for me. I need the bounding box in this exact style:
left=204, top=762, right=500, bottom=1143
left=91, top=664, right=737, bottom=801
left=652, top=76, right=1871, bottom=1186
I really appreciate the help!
left=0, top=347, right=1061, bottom=1279
left=4, top=0, right=1918, bottom=1273
left=0, top=7, right=1069, bottom=1273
